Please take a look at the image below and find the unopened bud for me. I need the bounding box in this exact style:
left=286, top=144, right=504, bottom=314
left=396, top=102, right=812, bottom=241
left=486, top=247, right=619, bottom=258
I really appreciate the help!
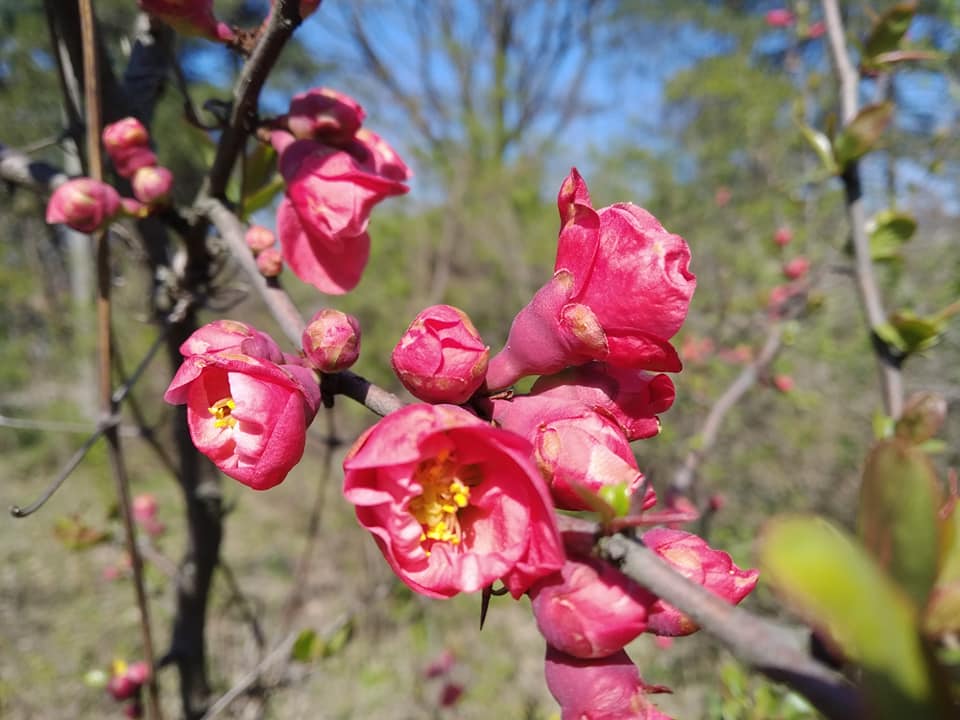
left=46, top=178, right=121, bottom=233
left=131, top=166, right=173, bottom=206
left=773, top=225, right=793, bottom=247
left=256, top=247, right=284, bottom=278
left=302, top=309, right=361, bottom=372
left=245, top=225, right=276, bottom=254
left=783, top=256, right=810, bottom=280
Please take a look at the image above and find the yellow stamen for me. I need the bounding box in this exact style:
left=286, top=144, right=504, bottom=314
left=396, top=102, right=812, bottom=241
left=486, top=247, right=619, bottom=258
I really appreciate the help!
left=208, top=397, right=237, bottom=429
left=409, top=451, right=479, bottom=550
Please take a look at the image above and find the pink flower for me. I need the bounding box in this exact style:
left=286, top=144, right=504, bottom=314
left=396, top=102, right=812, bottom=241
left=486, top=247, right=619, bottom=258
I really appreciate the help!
left=178, top=319, right=286, bottom=363
left=528, top=364, right=676, bottom=442
left=163, top=335, right=321, bottom=491
left=245, top=225, right=276, bottom=253
left=46, top=178, right=121, bottom=233
left=530, top=555, right=651, bottom=659
left=131, top=166, right=173, bottom=207
left=487, top=170, right=695, bottom=389
left=773, top=225, right=793, bottom=247
left=137, top=0, right=235, bottom=42
left=806, top=20, right=826, bottom=39
left=714, top=186, right=731, bottom=208
left=679, top=335, right=715, bottom=365
left=102, top=118, right=157, bottom=179
left=392, top=305, right=489, bottom=404
left=256, top=247, right=284, bottom=277
left=492, top=395, right=654, bottom=512
left=641, top=528, right=759, bottom=636
left=125, top=661, right=150, bottom=686
left=302, top=308, right=361, bottom=372
left=765, top=9, right=795, bottom=28
left=773, top=374, right=795, bottom=393
left=544, top=646, right=674, bottom=720
left=280, top=87, right=365, bottom=145
left=782, top=256, right=810, bottom=280
left=274, top=130, right=410, bottom=293
left=132, top=494, right=158, bottom=525
left=342, top=404, right=564, bottom=599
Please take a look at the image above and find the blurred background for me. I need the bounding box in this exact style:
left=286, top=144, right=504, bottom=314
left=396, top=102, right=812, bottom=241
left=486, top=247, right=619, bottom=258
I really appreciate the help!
left=1, top=1, right=958, bottom=717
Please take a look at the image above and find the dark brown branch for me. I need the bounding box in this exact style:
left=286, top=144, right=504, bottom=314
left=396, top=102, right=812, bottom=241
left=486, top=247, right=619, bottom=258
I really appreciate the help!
left=822, top=0, right=903, bottom=420
left=598, top=533, right=865, bottom=720
left=0, top=144, right=68, bottom=192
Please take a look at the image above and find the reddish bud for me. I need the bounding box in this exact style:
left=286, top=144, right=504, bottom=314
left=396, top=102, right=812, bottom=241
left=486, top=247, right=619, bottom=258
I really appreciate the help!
left=107, top=674, right=138, bottom=701
left=544, top=646, right=673, bottom=720
left=123, top=701, right=143, bottom=719
left=765, top=9, right=795, bottom=27
left=806, top=21, right=826, bottom=39
left=773, top=225, right=793, bottom=247
left=302, top=309, right=361, bottom=373
left=782, top=256, right=810, bottom=280
left=707, top=493, right=726, bottom=512
left=132, top=494, right=158, bottom=525
left=680, top=335, right=714, bottom=365
left=439, top=682, right=464, bottom=708
left=102, top=118, right=156, bottom=178
left=131, top=166, right=173, bottom=206
left=773, top=374, right=795, bottom=393
left=245, top=225, right=276, bottom=254
left=46, top=178, right=121, bottom=233
left=256, top=247, right=284, bottom=278
left=125, top=661, right=150, bottom=686
left=282, top=87, right=366, bottom=145
left=391, top=305, right=489, bottom=404
left=424, top=649, right=456, bottom=679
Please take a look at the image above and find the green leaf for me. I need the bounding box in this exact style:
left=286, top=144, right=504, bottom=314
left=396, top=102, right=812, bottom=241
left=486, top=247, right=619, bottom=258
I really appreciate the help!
left=53, top=515, right=109, bottom=550
left=858, top=439, right=942, bottom=607
left=888, top=310, right=947, bottom=355
left=597, top=482, right=631, bottom=518
left=759, top=515, right=940, bottom=719
left=867, top=209, right=917, bottom=262
left=796, top=120, right=838, bottom=174
left=291, top=629, right=320, bottom=663
left=242, top=144, right=277, bottom=198
left=241, top=175, right=285, bottom=220
left=863, top=2, right=917, bottom=68
left=833, top=103, right=895, bottom=168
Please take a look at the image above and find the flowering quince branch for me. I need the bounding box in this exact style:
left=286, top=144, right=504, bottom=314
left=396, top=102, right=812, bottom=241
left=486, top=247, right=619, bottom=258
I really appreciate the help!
left=598, top=532, right=865, bottom=720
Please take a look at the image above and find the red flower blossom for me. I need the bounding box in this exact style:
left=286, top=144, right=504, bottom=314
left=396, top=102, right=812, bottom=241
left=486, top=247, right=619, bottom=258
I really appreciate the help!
left=392, top=305, right=489, bottom=404
left=783, top=256, right=810, bottom=280
left=342, top=404, right=564, bottom=599
left=641, top=528, right=759, bottom=636
left=280, top=87, right=365, bottom=145
left=137, top=0, right=234, bottom=42
left=102, top=118, right=157, bottom=179
left=164, top=325, right=321, bottom=491
left=544, top=646, right=674, bottom=720
left=487, top=169, right=695, bottom=389
left=773, top=225, right=793, bottom=247
left=302, top=308, right=361, bottom=373
left=765, top=9, right=795, bottom=28
left=46, top=178, right=121, bottom=234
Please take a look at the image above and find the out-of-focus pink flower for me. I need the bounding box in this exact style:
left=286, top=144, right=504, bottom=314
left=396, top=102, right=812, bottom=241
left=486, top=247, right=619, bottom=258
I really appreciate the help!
left=424, top=648, right=456, bottom=679
left=714, top=186, right=732, bottom=208
left=256, top=247, right=284, bottom=277
left=680, top=335, right=715, bottom=365
left=302, top=308, right=361, bottom=372
left=641, top=528, right=759, bottom=636
left=765, top=9, right=795, bottom=28
left=102, top=118, right=157, bottom=179
left=123, top=702, right=143, bottom=719
left=783, top=256, right=810, bottom=280
left=487, top=169, right=695, bottom=389
left=718, top=344, right=753, bottom=365
left=245, top=225, right=276, bottom=254
left=544, top=646, right=674, bottom=720
left=164, top=332, right=321, bottom=491
left=274, top=130, right=410, bottom=294
left=178, top=319, right=286, bottom=363
left=269, top=0, right=322, bottom=21
left=773, top=374, right=795, bottom=393
left=342, top=403, right=564, bottom=599
left=46, top=178, right=121, bottom=233
left=773, top=225, right=793, bottom=247
left=125, top=661, right=150, bottom=686
left=530, top=555, right=651, bottom=659
left=392, top=305, right=489, bottom=404
left=708, top=493, right=726, bottom=512
left=528, top=363, right=675, bottom=442
left=806, top=20, right=826, bottom=39
left=132, top=494, right=158, bottom=525
left=107, top=674, right=138, bottom=702
left=492, top=394, right=654, bottom=512
left=280, top=87, right=365, bottom=145
left=131, top=166, right=173, bottom=206
left=137, top=0, right=235, bottom=42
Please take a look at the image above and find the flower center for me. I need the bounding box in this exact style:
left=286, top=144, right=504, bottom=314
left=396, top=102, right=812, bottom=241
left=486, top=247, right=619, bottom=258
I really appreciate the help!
left=409, top=451, right=480, bottom=551
left=208, top=397, right=237, bottom=429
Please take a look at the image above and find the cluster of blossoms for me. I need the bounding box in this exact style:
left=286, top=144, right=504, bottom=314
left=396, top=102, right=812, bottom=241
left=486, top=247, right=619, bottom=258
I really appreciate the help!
left=105, top=660, right=151, bottom=718
left=162, top=169, right=759, bottom=717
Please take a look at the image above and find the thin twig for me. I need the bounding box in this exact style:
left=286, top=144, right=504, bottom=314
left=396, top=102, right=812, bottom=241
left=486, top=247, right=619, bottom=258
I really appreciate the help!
left=671, top=322, right=784, bottom=496
left=598, top=532, right=865, bottom=720
left=821, top=0, right=903, bottom=420
left=78, top=2, right=162, bottom=717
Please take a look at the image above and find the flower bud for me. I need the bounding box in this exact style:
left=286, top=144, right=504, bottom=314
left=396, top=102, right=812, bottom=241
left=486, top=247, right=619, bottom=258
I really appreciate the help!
left=773, top=225, right=793, bottom=247
left=107, top=674, right=138, bottom=701
left=131, top=166, right=173, bottom=206
left=391, top=305, right=489, bottom=404
left=765, top=9, right=795, bottom=27
left=125, top=661, right=150, bottom=686
left=102, top=118, right=157, bottom=178
left=783, top=256, right=810, bottom=280
left=46, top=178, right=121, bottom=233
left=302, top=309, right=361, bottom=372
left=131, top=494, right=158, bottom=525
left=245, top=225, right=276, bottom=254
left=283, top=87, right=365, bottom=144
left=256, top=247, right=284, bottom=278
left=773, top=374, right=794, bottom=393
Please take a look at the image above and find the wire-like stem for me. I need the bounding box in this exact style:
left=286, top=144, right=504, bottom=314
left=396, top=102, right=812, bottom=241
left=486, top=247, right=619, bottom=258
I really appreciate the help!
left=821, top=0, right=903, bottom=419
left=78, top=2, right=162, bottom=717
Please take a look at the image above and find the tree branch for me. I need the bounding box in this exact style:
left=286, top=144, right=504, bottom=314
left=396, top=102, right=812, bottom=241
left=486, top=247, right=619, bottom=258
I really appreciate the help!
left=822, top=0, right=903, bottom=420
